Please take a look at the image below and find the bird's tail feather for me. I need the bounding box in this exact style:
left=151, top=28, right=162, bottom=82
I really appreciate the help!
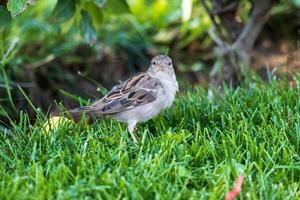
left=65, top=106, right=100, bottom=123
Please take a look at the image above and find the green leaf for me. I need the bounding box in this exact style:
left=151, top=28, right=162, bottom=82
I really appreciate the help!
left=0, top=6, right=11, bottom=29
left=50, top=0, right=76, bottom=23
left=84, top=1, right=103, bottom=29
left=7, top=0, right=29, bottom=17
left=293, top=0, right=300, bottom=7
left=94, top=0, right=105, bottom=7
left=104, top=0, right=129, bottom=14
left=80, top=11, right=97, bottom=44
left=181, top=0, right=192, bottom=22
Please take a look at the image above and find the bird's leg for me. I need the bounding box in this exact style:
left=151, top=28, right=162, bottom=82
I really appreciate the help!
left=127, top=121, right=138, bottom=144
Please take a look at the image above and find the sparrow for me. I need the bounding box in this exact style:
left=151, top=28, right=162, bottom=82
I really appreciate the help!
left=68, top=55, right=178, bottom=143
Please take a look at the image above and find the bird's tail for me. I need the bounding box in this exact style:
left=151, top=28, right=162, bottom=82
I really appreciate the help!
left=65, top=106, right=99, bottom=123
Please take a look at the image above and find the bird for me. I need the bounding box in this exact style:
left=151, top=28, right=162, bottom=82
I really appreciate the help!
left=68, top=55, right=178, bottom=143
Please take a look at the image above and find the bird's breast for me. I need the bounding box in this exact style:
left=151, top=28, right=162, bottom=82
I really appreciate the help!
left=113, top=76, right=178, bottom=123
left=159, top=79, right=178, bottom=108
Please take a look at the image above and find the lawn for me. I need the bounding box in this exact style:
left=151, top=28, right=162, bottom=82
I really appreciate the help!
left=0, top=80, right=299, bottom=199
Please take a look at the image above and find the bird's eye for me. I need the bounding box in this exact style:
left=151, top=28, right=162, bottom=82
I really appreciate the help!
left=168, top=62, right=172, bottom=66
left=152, top=61, right=156, bottom=65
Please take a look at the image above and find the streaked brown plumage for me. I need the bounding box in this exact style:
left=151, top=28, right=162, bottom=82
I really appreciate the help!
left=68, top=55, right=178, bottom=143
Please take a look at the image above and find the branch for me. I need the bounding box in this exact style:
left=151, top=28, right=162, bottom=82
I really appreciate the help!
left=200, top=0, right=226, bottom=42
left=211, top=2, right=238, bottom=15
left=234, top=0, right=276, bottom=57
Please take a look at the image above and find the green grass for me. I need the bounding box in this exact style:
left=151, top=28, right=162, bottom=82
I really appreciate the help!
left=0, top=81, right=300, bottom=199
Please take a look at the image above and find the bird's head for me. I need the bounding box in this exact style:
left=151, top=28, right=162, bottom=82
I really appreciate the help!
left=148, top=55, right=174, bottom=75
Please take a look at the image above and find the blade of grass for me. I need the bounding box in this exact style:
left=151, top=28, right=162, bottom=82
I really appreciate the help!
left=18, top=85, right=38, bottom=114
left=1, top=68, right=17, bottom=112
left=59, top=89, right=89, bottom=106
left=17, top=85, right=46, bottom=121
left=77, top=71, right=108, bottom=95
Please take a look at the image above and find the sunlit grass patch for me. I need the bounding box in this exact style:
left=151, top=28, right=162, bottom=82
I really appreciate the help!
left=0, top=81, right=300, bottom=199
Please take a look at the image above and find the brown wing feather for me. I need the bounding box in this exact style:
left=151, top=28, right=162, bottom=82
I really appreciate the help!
left=89, top=72, right=163, bottom=115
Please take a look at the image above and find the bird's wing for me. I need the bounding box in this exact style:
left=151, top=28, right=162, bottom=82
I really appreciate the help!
left=89, top=72, right=163, bottom=115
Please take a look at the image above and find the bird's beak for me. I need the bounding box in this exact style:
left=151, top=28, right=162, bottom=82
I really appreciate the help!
left=157, top=64, right=165, bottom=71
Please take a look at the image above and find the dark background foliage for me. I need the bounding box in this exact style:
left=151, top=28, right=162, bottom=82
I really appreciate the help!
left=0, top=0, right=299, bottom=124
